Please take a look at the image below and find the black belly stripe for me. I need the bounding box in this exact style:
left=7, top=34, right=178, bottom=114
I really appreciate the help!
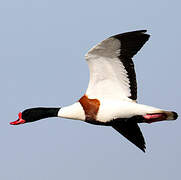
left=84, top=115, right=145, bottom=126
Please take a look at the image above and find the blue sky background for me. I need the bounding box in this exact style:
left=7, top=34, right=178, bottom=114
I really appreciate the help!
left=1, top=0, right=181, bottom=179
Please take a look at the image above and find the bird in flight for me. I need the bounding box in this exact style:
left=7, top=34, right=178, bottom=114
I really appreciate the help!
left=10, top=30, right=178, bottom=152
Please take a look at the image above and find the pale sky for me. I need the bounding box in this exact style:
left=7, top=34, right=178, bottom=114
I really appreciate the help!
left=1, top=0, right=181, bottom=179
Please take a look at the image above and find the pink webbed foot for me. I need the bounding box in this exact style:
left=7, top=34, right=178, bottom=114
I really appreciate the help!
left=143, top=113, right=167, bottom=123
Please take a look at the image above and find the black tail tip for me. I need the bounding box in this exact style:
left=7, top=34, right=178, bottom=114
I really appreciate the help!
left=172, top=111, right=178, bottom=120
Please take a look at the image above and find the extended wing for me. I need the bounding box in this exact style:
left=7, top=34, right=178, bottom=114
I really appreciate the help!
left=112, top=119, right=146, bottom=152
left=85, top=30, right=150, bottom=101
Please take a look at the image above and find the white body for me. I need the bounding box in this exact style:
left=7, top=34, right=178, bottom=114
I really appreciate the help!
left=96, top=99, right=162, bottom=122
left=58, top=100, right=164, bottom=122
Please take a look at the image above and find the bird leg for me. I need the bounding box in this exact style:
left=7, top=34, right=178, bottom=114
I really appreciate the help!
left=143, top=113, right=167, bottom=123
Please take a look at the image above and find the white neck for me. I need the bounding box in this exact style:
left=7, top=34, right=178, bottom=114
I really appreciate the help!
left=58, top=102, right=85, bottom=121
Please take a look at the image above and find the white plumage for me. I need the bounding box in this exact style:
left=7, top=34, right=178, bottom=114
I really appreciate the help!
left=85, top=37, right=132, bottom=100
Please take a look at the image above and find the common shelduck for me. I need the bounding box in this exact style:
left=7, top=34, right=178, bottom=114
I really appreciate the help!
left=10, top=30, right=178, bottom=152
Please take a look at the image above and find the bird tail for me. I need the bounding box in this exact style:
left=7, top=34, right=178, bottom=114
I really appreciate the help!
left=164, top=111, right=178, bottom=120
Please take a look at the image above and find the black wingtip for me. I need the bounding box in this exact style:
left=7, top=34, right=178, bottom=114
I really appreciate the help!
left=135, top=29, right=150, bottom=40
left=112, top=121, right=147, bottom=153
left=113, top=29, right=151, bottom=49
left=137, top=143, right=146, bottom=153
left=138, top=29, right=147, bottom=33
left=140, top=146, right=146, bottom=153
left=130, top=29, right=150, bottom=39
left=114, top=29, right=150, bottom=36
